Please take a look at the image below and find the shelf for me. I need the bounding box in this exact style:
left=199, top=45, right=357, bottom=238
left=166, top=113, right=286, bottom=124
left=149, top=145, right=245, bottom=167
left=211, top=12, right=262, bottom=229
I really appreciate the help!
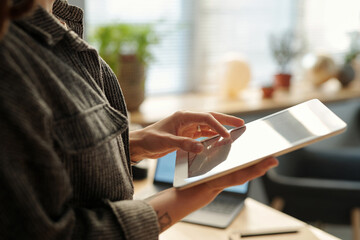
left=130, top=82, right=360, bottom=126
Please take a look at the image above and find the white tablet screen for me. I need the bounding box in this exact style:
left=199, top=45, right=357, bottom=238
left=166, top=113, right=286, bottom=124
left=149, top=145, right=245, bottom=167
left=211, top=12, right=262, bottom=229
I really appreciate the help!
left=174, top=99, right=347, bottom=189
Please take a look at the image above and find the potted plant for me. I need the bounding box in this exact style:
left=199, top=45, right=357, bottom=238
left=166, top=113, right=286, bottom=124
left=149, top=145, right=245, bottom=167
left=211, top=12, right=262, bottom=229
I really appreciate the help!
left=337, top=31, right=360, bottom=87
left=269, top=31, right=302, bottom=90
left=261, top=83, right=275, bottom=99
left=90, top=23, right=159, bottom=111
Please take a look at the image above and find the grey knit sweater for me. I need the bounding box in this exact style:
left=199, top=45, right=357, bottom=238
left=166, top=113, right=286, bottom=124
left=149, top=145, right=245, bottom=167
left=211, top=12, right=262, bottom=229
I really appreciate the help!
left=0, top=1, right=159, bottom=239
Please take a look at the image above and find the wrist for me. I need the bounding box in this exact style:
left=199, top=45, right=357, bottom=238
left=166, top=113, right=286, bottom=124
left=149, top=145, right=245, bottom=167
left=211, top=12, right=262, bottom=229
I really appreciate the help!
left=202, top=177, right=228, bottom=196
left=129, top=129, right=145, bottom=164
left=202, top=182, right=223, bottom=197
left=182, top=181, right=223, bottom=204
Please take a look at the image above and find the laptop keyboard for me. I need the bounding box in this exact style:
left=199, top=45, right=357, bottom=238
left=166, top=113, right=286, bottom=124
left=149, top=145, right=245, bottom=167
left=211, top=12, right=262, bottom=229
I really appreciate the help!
left=201, top=196, right=243, bottom=214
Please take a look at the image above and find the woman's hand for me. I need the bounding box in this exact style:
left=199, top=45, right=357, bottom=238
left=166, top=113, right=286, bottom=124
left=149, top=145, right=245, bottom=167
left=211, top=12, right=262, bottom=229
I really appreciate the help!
left=129, top=111, right=244, bottom=163
left=147, top=157, right=278, bottom=232
left=204, top=157, right=278, bottom=194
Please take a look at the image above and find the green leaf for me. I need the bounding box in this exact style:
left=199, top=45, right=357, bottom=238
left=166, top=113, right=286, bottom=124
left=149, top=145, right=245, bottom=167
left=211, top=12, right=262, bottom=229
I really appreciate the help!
left=89, top=23, right=161, bottom=75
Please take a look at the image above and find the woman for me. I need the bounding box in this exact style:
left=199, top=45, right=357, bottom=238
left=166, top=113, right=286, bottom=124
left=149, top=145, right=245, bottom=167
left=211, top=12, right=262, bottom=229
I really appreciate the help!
left=0, top=0, right=278, bottom=239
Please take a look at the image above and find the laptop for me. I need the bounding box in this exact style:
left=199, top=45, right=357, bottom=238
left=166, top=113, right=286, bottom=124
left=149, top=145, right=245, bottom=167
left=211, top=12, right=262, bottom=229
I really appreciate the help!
left=135, top=151, right=250, bottom=229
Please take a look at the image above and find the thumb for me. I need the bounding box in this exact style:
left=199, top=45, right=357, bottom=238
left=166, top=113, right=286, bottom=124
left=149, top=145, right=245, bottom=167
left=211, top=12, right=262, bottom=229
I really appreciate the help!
left=168, top=135, right=204, bottom=153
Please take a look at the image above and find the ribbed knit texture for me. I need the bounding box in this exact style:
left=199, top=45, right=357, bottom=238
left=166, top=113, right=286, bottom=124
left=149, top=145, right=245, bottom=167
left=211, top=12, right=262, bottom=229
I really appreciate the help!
left=0, top=1, right=160, bottom=239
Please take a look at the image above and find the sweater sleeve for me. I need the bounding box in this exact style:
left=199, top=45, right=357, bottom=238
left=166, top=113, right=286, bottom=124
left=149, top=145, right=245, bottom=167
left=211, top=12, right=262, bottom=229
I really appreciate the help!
left=0, top=51, right=159, bottom=240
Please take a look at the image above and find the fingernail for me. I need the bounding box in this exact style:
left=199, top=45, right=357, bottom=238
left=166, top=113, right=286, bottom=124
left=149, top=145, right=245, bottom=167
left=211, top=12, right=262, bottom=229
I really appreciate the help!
left=223, top=131, right=231, bottom=138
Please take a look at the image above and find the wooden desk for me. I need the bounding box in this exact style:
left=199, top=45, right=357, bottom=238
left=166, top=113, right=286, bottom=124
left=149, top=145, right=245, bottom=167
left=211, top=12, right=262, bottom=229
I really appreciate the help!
left=130, top=82, right=360, bottom=126
left=159, top=198, right=339, bottom=240
left=133, top=161, right=340, bottom=240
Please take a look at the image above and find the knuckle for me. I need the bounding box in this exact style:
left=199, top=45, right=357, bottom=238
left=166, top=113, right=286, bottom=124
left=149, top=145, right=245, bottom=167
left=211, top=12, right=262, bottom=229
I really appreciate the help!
left=201, top=112, right=214, bottom=122
left=173, top=110, right=187, bottom=119
left=171, top=137, right=188, bottom=150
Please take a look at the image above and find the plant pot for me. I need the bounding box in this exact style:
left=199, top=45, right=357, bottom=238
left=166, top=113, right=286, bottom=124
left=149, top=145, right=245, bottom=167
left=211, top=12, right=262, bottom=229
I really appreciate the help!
left=337, top=63, right=355, bottom=87
left=261, top=86, right=275, bottom=99
left=117, top=54, right=145, bottom=112
left=274, top=73, right=292, bottom=90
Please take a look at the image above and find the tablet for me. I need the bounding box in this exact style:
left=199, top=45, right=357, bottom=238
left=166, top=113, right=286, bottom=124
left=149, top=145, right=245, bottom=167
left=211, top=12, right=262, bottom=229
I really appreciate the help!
left=174, top=99, right=347, bottom=189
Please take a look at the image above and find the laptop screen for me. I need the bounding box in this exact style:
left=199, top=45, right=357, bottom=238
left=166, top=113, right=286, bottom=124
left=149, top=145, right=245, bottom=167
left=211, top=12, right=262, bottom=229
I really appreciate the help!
left=154, top=151, right=249, bottom=194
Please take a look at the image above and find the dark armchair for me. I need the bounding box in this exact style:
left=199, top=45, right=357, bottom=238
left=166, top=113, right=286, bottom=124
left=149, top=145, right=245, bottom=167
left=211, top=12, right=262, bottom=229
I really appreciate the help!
left=262, top=99, right=360, bottom=239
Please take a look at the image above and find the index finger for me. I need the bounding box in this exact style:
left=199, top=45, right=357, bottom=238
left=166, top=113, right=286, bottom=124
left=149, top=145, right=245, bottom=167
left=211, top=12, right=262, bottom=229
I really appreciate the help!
left=199, top=112, right=244, bottom=138
left=209, top=112, right=245, bottom=127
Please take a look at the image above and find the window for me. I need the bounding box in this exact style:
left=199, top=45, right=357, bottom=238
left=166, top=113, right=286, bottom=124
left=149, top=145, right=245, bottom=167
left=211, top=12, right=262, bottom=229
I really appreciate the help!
left=83, top=0, right=360, bottom=95
left=300, top=0, right=360, bottom=59
left=192, top=0, right=298, bottom=91
left=86, top=0, right=192, bottom=95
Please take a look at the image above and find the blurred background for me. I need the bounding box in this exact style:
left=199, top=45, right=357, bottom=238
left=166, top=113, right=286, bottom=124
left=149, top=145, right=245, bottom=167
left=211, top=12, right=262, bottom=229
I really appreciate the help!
left=68, top=1, right=360, bottom=239
left=72, top=0, right=360, bottom=96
